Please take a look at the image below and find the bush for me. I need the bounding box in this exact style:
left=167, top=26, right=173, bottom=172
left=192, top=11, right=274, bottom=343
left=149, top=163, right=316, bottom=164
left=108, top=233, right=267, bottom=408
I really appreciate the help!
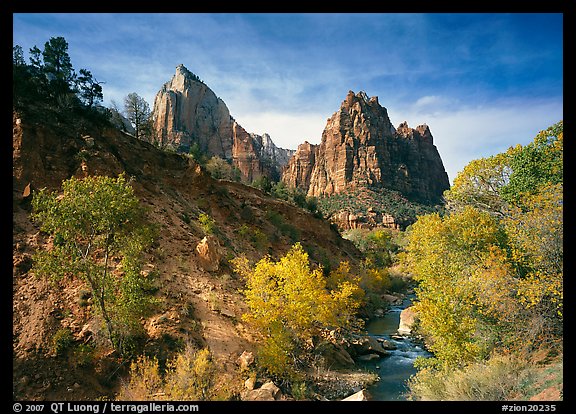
left=52, top=327, right=74, bottom=356
left=205, top=156, right=241, bottom=182
left=198, top=213, right=216, bottom=235
left=265, top=210, right=300, bottom=242
left=118, top=346, right=218, bottom=401
left=407, top=354, right=534, bottom=401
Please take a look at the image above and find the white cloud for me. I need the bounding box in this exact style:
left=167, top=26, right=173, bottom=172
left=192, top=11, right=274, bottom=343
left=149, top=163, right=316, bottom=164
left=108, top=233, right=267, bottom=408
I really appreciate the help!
left=232, top=111, right=328, bottom=150
left=390, top=99, right=563, bottom=183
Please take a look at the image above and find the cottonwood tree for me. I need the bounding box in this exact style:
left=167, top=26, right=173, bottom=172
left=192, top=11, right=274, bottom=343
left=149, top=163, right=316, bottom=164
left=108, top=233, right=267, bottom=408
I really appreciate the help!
left=402, top=121, right=563, bottom=370
left=32, top=174, right=156, bottom=354
left=232, top=243, right=362, bottom=379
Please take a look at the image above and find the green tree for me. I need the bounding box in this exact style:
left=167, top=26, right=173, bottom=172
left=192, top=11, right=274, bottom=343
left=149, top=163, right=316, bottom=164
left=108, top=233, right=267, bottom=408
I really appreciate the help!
left=124, top=92, right=151, bottom=141
left=76, top=68, right=104, bottom=108
left=13, top=45, right=25, bottom=66
left=41, top=36, right=76, bottom=97
left=443, top=152, right=512, bottom=218
left=251, top=175, right=272, bottom=193
left=204, top=156, right=240, bottom=181
left=32, top=174, right=156, bottom=353
left=501, top=121, right=563, bottom=206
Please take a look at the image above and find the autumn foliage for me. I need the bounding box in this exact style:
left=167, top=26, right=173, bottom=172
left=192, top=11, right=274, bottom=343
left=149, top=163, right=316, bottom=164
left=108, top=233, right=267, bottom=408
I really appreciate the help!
left=232, top=243, right=362, bottom=379
left=403, top=122, right=563, bottom=397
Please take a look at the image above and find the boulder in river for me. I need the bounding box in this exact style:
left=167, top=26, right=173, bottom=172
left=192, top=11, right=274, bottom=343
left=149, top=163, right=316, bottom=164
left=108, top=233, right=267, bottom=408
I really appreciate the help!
left=350, top=335, right=390, bottom=357
left=398, top=306, right=418, bottom=335
left=315, top=340, right=356, bottom=368
left=342, top=389, right=372, bottom=401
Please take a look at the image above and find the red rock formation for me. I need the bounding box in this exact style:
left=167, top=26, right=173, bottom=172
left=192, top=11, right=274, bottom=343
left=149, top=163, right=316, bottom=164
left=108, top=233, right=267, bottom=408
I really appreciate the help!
left=152, top=64, right=293, bottom=182
left=232, top=121, right=266, bottom=183
left=282, top=141, right=317, bottom=190
left=282, top=90, right=450, bottom=205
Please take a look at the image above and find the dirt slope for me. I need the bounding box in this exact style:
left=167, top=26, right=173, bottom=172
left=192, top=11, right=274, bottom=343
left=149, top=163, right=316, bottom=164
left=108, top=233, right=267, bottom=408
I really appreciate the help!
left=12, top=111, right=362, bottom=400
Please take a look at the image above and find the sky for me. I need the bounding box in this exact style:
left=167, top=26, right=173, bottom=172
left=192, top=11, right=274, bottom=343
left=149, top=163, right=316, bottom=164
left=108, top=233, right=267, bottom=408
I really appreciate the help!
left=12, top=13, right=563, bottom=183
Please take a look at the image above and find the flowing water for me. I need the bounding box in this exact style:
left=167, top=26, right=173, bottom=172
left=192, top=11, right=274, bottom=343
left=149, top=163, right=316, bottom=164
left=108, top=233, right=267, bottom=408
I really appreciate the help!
left=358, top=296, right=432, bottom=400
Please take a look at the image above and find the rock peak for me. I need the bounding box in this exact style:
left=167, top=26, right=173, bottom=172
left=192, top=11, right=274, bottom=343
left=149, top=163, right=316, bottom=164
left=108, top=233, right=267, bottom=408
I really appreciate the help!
left=152, top=65, right=293, bottom=182
left=174, top=64, right=202, bottom=84
left=282, top=90, right=450, bottom=205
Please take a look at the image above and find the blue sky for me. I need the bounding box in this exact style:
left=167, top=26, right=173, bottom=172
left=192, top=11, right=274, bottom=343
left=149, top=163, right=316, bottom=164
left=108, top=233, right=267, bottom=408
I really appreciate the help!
left=13, top=13, right=563, bottom=183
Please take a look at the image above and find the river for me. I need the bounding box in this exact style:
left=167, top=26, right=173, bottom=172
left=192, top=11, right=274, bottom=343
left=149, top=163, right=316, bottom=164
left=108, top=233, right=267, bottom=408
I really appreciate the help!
left=358, top=295, right=432, bottom=400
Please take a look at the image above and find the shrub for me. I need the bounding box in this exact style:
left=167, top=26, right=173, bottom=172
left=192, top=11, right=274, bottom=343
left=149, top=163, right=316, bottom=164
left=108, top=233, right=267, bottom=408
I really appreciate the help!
left=118, top=346, right=217, bottom=401
left=198, top=213, right=216, bottom=235
left=265, top=210, right=299, bottom=242
left=52, top=327, right=74, bottom=356
left=407, top=354, right=534, bottom=401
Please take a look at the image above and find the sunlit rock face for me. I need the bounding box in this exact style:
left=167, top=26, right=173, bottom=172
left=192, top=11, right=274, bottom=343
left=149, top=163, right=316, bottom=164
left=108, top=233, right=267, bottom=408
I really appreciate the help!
left=152, top=64, right=234, bottom=157
left=152, top=64, right=293, bottom=181
left=282, top=90, right=450, bottom=205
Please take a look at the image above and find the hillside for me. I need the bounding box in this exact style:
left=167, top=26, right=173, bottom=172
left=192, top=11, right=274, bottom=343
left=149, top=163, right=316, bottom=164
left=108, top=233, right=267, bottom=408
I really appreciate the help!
left=12, top=109, right=363, bottom=400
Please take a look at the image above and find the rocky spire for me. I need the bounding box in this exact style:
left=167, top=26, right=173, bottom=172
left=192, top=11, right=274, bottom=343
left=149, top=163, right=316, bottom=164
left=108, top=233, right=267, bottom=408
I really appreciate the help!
left=151, top=64, right=293, bottom=182
left=282, top=90, right=450, bottom=205
left=152, top=64, right=234, bottom=157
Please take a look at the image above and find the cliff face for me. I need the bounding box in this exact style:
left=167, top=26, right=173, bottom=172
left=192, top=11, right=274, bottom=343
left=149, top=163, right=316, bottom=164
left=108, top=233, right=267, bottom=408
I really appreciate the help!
left=152, top=64, right=234, bottom=157
left=282, top=141, right=317, bottom=190
left=282, top=90, right=450, bottom=205
left=152, top=64, right=293, bottom=181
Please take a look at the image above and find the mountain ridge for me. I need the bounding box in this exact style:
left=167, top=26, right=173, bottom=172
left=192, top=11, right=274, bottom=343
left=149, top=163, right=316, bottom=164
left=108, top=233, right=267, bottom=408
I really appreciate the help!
left=151, top=64, right=294, bottom=182
left=282, top=90, right=450, bottom=205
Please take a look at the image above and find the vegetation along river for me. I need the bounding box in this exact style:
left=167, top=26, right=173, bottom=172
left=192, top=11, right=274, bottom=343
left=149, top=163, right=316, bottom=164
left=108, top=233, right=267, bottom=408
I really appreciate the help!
left=359, top=295, right=432, bottom=400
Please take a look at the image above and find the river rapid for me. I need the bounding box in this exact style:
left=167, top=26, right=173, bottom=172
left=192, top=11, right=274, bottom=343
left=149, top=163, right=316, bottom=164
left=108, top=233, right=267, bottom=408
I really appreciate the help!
left=358, top=295, right=432, bottom=400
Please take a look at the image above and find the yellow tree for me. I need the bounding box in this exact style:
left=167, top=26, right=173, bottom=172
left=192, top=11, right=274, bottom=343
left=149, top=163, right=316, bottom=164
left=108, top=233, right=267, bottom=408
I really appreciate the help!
left=402, top=207, right=514, bottom=368
left=232, top=243, right=361, bottom=378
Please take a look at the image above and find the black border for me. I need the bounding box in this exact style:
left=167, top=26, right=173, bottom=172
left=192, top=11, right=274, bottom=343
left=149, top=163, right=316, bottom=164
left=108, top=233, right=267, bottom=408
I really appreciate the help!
left=7, top=2, right=571, bottom=413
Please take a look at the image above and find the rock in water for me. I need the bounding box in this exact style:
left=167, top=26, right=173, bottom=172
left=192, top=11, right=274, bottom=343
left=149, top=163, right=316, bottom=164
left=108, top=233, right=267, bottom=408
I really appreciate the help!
left=398, top=306, right=418, bottom=335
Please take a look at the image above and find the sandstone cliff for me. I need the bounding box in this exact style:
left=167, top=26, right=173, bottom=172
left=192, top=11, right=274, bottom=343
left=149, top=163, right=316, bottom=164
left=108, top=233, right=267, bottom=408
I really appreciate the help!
left=152, top=64, right=234, bottom=157
left=282, top=90, right=450, bottom=205
left=152, top=64, right=293, bottom=181
left=281, top=141, right=317, bottom=190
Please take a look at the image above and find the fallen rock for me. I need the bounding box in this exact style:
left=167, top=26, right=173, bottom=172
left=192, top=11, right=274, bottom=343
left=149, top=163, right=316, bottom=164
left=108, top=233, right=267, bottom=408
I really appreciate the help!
left=315, top=340, right=355, bottom=369
left=342, top=389, right=372, bottom=401
left=350, top=335, right=390, bottom=357
left=357, top=353, right=380, bottom=362
left=195, top=235, right=221, bottom=272
left=376, top=337, right=397, bottom=350
left=237, top=350, right=255, bottom=370
left=244, top=376, right=256, bottom=390
left=381, top=293, right=403, bottom=305
left=241, top=381, right=282, bottom=401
